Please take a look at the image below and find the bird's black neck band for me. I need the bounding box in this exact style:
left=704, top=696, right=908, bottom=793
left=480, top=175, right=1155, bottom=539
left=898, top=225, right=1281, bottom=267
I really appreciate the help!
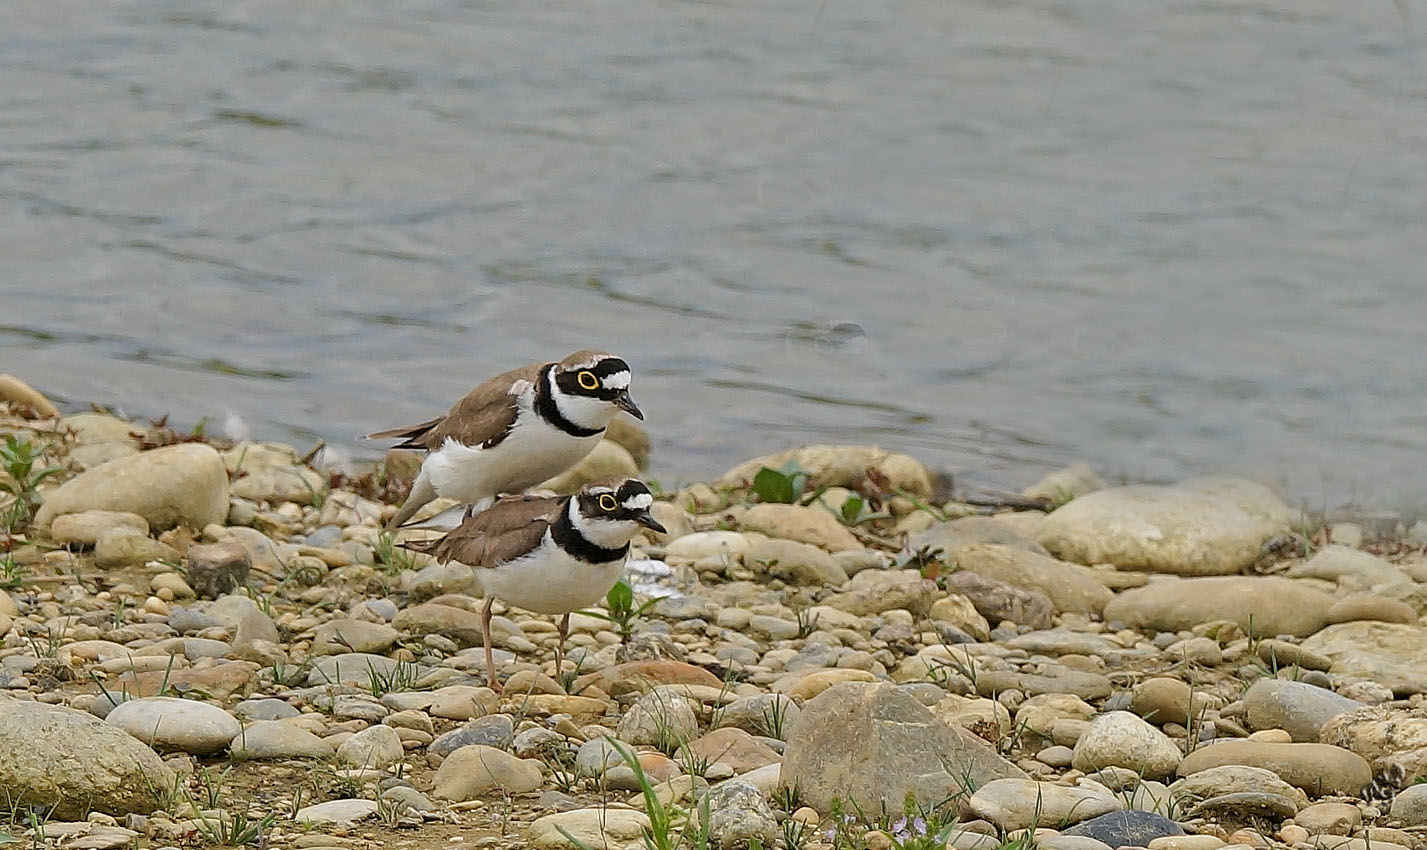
left=535, top=366, right=605, bottom=438
left=550, top=500, right=629, bottom=563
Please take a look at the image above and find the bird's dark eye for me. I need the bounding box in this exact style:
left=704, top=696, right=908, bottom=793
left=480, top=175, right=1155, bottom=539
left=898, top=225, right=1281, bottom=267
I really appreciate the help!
left=577, top=370, right=600, bottom=390
left=597, top=494, right=618, bottom=512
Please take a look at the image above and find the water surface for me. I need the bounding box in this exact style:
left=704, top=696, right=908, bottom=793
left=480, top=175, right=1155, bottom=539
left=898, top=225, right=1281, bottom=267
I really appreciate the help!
left=3, top=0, right=1425, bottom=510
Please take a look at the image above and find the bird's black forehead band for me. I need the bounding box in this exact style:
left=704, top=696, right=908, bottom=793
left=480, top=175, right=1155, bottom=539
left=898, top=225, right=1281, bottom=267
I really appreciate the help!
left=592, top=358, right=630, bottom=377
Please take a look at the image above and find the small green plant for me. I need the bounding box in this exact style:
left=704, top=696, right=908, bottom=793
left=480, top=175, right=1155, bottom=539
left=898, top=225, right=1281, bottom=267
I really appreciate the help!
left=558, top=737, right=711, bottom=850
left=579, top=578, right=656, bottom=642
left=761, top=697, right=792, bottom=740
left=373, top=530, right=415, bottom=576
left=0, top=554, right=25, bottom=590
left=836, top=493, right=891, bottom=527
left=751, top=462, right=811, bottom=504
left=365, top=659, right=421, bottom=696
left=0, top=435, right=63, bottom=539
left=793, top=605, right=820, bottom=639
left=193, top=808, right=276, bottom=847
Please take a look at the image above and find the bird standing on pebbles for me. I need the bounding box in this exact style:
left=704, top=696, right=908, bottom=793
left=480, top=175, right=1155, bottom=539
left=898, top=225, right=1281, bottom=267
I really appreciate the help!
left=367, top=350, right=642, bottom=530
left=404, top=478, right=665, bottom=690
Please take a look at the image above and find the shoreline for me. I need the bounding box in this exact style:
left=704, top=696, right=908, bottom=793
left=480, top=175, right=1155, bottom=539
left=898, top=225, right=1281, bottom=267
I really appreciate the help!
left=3, top=375, right=1427, bottom=850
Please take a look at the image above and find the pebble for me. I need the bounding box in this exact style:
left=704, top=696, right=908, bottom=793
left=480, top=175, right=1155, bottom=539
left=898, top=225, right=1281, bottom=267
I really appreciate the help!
left=969, top=779, right=1122, bottom=831
left=292, top=799, right=378, bottom=826
left=230, top=720, right=333, bottom=759
left=528, top=808, right=650, bottom=849
left=1389, top=783, right=1427, bottom=825
left=432, top=714, right=516, bottom=757
left=1072, top=711, right=1183, bottom=778
left=336, top=724, right=404, bottom=768
left=431, top=745, right=544, bottom=800
left=105, top=697, right=241, bottom=756
left=1242, top=679, right=1362, bottom=743
left=1063, top=811, right=1184, bottom=848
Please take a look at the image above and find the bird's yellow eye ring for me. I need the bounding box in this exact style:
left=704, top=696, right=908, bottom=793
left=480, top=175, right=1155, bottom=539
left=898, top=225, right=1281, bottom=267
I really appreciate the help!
left=597, top=494, right=618, bottom=512
left=577, top=370, right=600, bottom=390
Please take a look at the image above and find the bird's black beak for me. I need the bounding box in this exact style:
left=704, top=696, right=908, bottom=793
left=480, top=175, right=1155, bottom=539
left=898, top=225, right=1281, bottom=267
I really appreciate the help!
left=635, top=510, right=666, bottom=533
left=615, top=391, right=643, bottom=420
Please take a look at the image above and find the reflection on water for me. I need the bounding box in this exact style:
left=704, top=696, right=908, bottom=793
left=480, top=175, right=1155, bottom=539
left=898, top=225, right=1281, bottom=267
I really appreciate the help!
left=2, top=0, right=1425, bottom=510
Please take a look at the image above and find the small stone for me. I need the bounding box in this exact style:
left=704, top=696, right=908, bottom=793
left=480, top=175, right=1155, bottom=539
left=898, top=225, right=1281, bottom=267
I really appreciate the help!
left=1389, top=783, right=1427, bottom=826
left=185, top=540, right=251, bottom=599
left=1294, top=802, right=1360, bottom=835
left=528, top=808, right=651, bottom=850
left=616, top=688, right=699, bottom=749
left=428, top=685, right=498, bottom=720
left=968, top=779, right=1121, bottom=831
left=1326, top=596, right=1419, bottom=625
left=677, top=727, right=781, bottom=773
left=336, top=724, right=404, bottom=769
left=230, top=720, right=333, bottom=759
left=1256, top=640, right=1333, bottom=672
left=293, top=799, right=378, bottom=826
left=703, top=780, right=778, bottom=850
left=1071, top=711, right=1183, bottom=779
left=50, top=510, right=150, bottom=547
left=1147, top=837, right=1226, bottom=850
left=105, top=697, right=241, bottom=756
left=432, top=744, right=544, bottom=800
left=432, top=714, right=516, bottom=757
left=1063, top=811, right=1184, bottom=848
left=1242, top=679, right=1362, bottom=743
left=311, top=619, right=401, bottom=656
left=744, top=538, right=848, bottom=586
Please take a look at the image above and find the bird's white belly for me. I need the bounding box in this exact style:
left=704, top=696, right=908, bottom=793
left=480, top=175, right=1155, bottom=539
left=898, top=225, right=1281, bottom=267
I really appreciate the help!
left=478, top=543, right=626, bottom=614
left=425, top=417, right=602, bottom=503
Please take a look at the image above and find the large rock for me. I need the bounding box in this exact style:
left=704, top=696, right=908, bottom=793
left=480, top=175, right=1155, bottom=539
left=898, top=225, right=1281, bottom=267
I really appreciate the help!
left=718, top=445, right=933, bottom=500
left=1176, top=740, right=1372, bottom=796
left=1300, top=622, right=1427, bottom=695
left=1167, top=765, right=1308, bottom=813
left=1103, top=577, right=1334, bottom=638
left=105, top=697, right=241, bottom=756
left=1038, top=480, right=1288, bottom=575
left=780, top=682, right=1026, bottom=814
left=0, top=700, right=176, bottom=818
left=1242, top=680, right=1363, bottom=743
left=950, top=544, right=1113, bottom=615
left=35, top=444, right=230, bottom=531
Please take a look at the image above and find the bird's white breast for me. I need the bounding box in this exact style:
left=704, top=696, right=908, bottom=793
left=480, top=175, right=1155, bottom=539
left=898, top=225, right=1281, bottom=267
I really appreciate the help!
left=477, top=531, right=626, bottom=614
left=424, top=391, right=602, bottom=503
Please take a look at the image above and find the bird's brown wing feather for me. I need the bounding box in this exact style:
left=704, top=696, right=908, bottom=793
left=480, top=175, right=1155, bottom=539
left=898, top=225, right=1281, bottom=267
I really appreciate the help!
left=365, top=362, right=546, bottom=451
left=414, top=494, right=561, bottom=567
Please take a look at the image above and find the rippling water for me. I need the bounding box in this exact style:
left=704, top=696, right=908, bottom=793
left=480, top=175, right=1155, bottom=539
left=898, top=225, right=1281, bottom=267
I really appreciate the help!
left=4, top=0, right=1426, bottom=509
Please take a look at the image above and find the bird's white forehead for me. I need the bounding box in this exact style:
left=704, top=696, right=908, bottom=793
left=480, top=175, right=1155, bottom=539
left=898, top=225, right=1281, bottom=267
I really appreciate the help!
left=601, top=370, right=631, bottom=390
left=622, top=493, right=653, bottom=511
